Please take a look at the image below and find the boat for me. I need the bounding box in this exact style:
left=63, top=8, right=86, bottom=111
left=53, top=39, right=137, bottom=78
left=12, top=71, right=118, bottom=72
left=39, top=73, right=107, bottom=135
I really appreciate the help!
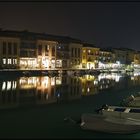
left=97, top=105, right=140, bottom=120
left=81, top=113, right=140, bottom=134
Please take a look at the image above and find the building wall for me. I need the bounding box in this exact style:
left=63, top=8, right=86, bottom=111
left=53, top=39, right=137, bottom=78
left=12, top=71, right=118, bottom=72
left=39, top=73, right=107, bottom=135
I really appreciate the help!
left=126, top=50, right=135, bottom=65
left=113, top=49, right=127, bottom=64
left=69, top=43, right=82, bottom=69
left=134, top=52, right=140, bottom=65
left=99, top=51, right=112, bottom=63
left=0, top=37, right=20, bottom=69
left=36, top=40, right=58, bottom=69
left=82, top=47, right=100, bottom=69
left=56, top=43, right=70, bottom=69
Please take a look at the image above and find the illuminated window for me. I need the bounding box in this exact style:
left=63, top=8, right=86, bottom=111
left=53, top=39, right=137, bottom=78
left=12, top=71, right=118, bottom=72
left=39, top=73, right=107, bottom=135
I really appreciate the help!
left=88, top=50, right=91, bottom=53
left=83, top=50, right=86, bottom=53
left=8, top=58, right=12, bottom=64
left=56, top=60, right=62, bottom=68
left=13, top=59, right=17, bottom=64
left=3, top=58, right=6, bottom=64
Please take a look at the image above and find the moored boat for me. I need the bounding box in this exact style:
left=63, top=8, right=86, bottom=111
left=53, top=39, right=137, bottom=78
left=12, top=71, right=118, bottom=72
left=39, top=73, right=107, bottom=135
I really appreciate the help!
left=81, top=113, right=140, bottom=134
left=97, top=105, right=140, bottom=120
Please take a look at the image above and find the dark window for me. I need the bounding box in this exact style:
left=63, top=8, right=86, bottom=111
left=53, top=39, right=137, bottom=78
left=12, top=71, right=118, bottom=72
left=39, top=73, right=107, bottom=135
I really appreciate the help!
left=28, top=50, right=36, bottom=57
left=52, top=46, right=55, bottom=56
left=8, top=42, right=12, bottom=55
left=75, top=48, right=77, bottom=57
left=21, top=42, right=35, bottom=49
left=13, top=43, right=17, bottom=55
left=20, top=50, right=28, bottom=57
left=71, top=48, right=74, bottom=57
left=78, top=48, right=80, bottom=57
left=3, top=42, right=6, bottom=55
left=38, top=45, right=42, bottom=55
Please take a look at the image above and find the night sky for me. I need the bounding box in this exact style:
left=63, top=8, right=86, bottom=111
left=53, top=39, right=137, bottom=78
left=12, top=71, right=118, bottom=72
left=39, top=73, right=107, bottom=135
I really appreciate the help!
left=0, top=1, right=140, bottom=50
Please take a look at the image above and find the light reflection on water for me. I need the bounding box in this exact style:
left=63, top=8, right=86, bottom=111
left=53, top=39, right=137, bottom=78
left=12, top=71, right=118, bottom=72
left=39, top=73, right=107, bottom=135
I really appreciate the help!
left=0, top=72, right=140, bottom=109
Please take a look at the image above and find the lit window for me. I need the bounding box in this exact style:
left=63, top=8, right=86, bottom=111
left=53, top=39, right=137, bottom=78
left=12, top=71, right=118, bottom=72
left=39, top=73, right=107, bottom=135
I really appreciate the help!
left=13, top=59, right=17, bottom=64
left=47, top=45, right=50, bottom=51
left=8, top=59, right=12, bottom=64
left=8, top=59, right=11, bottom=64
left=3, top=58, right=6, bottom=64
left=88, top=50, right=91, bottom=53
left=83, top=50, right=86, bottom=53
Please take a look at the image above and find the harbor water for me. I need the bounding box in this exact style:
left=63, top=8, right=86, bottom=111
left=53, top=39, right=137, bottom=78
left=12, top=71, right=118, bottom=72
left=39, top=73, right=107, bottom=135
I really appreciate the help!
left=0, top=72, right=140, bottom=138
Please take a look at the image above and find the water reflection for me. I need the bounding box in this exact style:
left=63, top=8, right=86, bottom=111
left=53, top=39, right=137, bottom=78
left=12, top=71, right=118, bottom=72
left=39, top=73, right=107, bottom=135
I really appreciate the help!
left=0, top=72, right=140, bottom=109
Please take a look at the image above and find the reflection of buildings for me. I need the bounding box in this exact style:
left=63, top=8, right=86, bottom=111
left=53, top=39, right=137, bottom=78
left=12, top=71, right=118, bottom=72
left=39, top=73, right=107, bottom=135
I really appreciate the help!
left=80, top=73, right=122, bottom=96
left=80, top=75, right=99, bottom=96
left=0, top=80, right=19, bottom=109
left=0, top=76, right=82, bottom=108
left=1, top=72, right=140, bottom=108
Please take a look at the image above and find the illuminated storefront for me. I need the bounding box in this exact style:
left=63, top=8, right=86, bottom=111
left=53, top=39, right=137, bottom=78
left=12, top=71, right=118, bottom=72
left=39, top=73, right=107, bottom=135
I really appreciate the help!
left=20, top=58, right=37, bottom=69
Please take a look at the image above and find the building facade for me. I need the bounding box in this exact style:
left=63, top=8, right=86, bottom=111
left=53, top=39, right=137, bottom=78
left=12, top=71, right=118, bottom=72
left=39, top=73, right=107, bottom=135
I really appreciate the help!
left=36, top=40, right=57, bottom=69
left=69, top=42, right=82, bottom=69
left=82, top=44, right=100, bottom=69
left=0, top=29, right=139, bottom=71
left=0, top=35, right=20, bottom=69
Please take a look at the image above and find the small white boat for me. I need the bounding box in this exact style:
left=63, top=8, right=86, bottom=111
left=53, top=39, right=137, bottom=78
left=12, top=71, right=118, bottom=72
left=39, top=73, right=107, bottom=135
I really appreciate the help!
left=81, top=113, right=140, bottom=134
left=98, top=105, right=140, bottom=120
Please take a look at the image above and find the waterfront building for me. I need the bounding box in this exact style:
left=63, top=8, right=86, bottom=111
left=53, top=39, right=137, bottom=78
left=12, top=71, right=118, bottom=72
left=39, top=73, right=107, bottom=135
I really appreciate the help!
left=56, top=42, right=70, bottom=69
left=134, top=51, right=140, bottom=67
left=112, top=48, right=127, bottom=65
left=36, top=38, right=58, bottom=70
left=113, top=48, right=135, bottom=65
left=0, top=30, right=20, bottom=69
left=123, top=48, right=135, bottom=65
left=82, top=43, right=100, bottom=69
left=98, top=48, right=113, bottom=69
left=69, top=41, right=83, bottom=69
left=19, top=30, right=37, bottom=69
left=0, top=29, right=138, bottom=71
left=55, top=36, right=81, bottom=69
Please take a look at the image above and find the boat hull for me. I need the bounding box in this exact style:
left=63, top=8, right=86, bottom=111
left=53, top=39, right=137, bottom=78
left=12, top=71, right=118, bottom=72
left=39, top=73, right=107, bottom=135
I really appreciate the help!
left=81, top=114, right=140, bottom=134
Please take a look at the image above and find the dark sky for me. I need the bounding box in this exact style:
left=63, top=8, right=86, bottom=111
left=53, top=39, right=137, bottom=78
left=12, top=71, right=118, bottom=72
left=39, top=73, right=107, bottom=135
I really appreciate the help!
left=0, top=2, right=140, bottom=50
